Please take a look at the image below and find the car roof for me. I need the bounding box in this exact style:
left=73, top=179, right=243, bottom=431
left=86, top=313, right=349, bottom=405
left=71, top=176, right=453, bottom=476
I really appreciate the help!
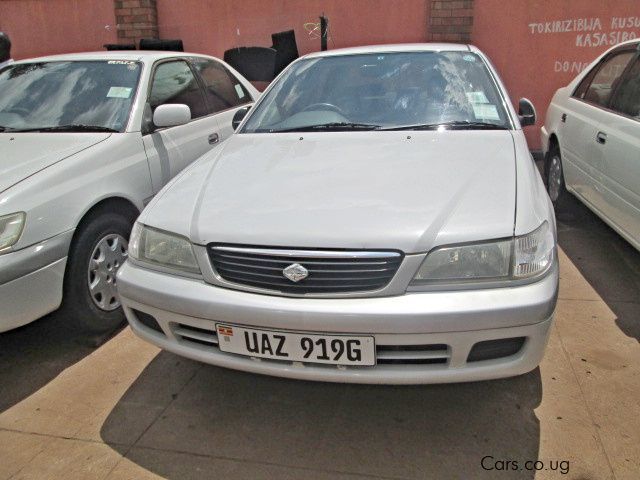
left=303, top=43, right=472, bottom=59
left=616, top=38, right=640, bottom=47
left=13, top=51, right=216, bottom=64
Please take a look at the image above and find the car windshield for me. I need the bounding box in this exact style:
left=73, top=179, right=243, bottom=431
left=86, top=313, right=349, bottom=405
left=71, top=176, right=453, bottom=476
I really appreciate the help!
left=242, top=51, right=512, bottom=133
left=0, top=60, right=142, bottom=132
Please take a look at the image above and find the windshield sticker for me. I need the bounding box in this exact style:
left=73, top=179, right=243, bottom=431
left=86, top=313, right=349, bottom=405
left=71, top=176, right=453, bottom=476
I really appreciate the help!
left=463, top=54, right=476, bottom=62
left=234, top=84, right=246, bottom=99
left=472, top=103, right=500, bottom=120
left=107, top=86, right=133, bottom=98
left=108, top=60, right=136, bottom=65
left=466, top=91, right=489, bottom=104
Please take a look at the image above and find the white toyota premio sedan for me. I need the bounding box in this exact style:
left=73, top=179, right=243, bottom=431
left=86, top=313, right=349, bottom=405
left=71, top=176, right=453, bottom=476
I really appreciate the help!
left=0, top=52, right=257, bottom=333
left=542, top=39, right=640, bottom=251
left=117, top=44, right=559, bottom=384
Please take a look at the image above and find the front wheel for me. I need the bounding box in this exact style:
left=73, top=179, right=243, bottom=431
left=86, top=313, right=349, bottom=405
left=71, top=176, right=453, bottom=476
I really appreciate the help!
left=545, top=146, right=568, bottom=207
left=62, top=212, right=133, bottom=333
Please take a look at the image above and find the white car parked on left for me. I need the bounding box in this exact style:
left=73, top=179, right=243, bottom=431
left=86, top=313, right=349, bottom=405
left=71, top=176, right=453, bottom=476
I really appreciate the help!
left=0, top=52, right=258, bottom=332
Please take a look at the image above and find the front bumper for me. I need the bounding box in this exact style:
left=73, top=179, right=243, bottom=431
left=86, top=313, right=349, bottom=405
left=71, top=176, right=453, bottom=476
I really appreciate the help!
left=117, top=260, right=558, bottom=384
left=0, top=258, right=67, bottom=332
left=0, top=231, right=73, bottom=332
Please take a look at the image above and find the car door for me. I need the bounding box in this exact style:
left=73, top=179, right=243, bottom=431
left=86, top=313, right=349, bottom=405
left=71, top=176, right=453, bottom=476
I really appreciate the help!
left=561, top=48, right=635, bottom=209
left=142, top=59, right=222, bottom=192
left=191, top=58, right=254, bottom=139
left=594, top=53, right=640, bottom=247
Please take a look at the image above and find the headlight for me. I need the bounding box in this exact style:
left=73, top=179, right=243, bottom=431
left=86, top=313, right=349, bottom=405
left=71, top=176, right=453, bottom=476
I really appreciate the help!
left=512, top=221, right=555, bottom=278
left=129, top=222, right=200, bottom=274
left=0, top=212, right=26, bottom=253
left=412, top=221, right=555, bottom=286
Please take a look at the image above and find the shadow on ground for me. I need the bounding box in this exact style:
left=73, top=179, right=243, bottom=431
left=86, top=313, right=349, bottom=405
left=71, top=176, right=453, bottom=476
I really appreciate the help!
left=534, top=155, right=640, bottom=342
left=556, top=194, right=640, bottom=342
left=0, top=311, right=122, bottom=412
left=102, top=352, right=542, bottom=479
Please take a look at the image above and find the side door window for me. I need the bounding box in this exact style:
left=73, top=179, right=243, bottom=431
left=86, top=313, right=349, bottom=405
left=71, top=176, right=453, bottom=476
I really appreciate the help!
left=149, top=60, right=208, bottom=120
left=574, top=51, right=635, bottom=108
left=610, top=56, right=640, bottom=119
left=192, top=59, right=252, bottom=113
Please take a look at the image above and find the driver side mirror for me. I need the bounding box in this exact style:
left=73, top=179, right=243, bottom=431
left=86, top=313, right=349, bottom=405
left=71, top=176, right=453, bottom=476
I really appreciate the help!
left=232, top=105, right=251, bottom=131
left=153, top=104, right=191, bottom=128
left=518, top=98, right=536, bottom=127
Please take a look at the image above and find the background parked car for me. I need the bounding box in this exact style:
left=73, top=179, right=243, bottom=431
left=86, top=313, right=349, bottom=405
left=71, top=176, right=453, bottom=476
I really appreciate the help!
left=542, top=39, right=640, bottom=251
left=0, top=51, right=258, bottom=333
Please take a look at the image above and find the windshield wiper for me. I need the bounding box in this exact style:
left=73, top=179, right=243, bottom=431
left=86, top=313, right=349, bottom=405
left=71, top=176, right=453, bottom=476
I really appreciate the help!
left=270, top=122, right=381, bottom=133
left=381, top=121, right=508, bottom=131
left=9, top=124, right=119, bottom=133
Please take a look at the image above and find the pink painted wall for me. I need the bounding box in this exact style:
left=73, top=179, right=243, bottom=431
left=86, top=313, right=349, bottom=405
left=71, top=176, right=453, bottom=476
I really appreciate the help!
left=472, top=0, right=640, bottom=149
left=156, top=0, right=429, bottom=58
left=0, top=0, right=117, bottom=60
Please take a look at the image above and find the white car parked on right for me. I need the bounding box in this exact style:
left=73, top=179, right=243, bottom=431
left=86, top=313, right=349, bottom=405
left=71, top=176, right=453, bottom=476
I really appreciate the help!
left=542, top=39, right=640, bottom=251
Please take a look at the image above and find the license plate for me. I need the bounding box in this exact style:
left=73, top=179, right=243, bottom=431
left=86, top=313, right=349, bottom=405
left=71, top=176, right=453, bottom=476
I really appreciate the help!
left=216, top=324, right=375, bottom=366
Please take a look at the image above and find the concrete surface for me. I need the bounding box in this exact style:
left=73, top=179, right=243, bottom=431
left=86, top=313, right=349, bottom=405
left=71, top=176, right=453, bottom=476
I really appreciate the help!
left=0, top=194, right=638, bottom=480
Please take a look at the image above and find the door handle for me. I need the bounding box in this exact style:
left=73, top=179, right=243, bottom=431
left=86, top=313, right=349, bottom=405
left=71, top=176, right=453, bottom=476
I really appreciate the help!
left=208, top=133, right=219, bottom=145
left=596, top=131, right=607, bottom=145
left=561, top=113, right=567, bottom=123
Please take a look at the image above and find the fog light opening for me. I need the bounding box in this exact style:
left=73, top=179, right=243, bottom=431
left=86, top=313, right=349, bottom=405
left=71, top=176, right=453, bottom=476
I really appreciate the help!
left=131, top=309, right=164, bottom=335
left=467, top=337, right=526, bottom=362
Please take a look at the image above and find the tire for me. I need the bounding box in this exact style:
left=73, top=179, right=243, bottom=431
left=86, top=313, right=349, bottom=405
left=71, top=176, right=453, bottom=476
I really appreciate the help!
left=545, top=144, right=569, bottom=208
left=62, top=212, right=133, bottom=333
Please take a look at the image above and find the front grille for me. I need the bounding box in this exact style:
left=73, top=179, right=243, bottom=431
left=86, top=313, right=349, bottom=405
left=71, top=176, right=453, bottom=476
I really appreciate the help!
left=376, top=344, right=450, bottom=365
left=208, top=245, right=403, bottom=295
left=168, top=322, right=524, bottom=368
left=173, top=323, right=219, bottom=347
left=172, top=321, right=449, bottom=367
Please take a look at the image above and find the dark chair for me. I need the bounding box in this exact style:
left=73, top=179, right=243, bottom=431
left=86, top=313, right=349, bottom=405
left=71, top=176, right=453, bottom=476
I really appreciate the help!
left=103, top=44, right=136, bottom=51
left=139, top=38, right=184, bottom=52
left=271, top=30, right=299, bottom=76
left=224, top=47, right=277, bottom=82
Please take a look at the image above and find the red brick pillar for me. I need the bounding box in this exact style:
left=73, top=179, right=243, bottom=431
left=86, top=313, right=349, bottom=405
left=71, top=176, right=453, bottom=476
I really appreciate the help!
left=114, top=0, right=159, bottom=46
left=428, top=0, right=475, bottom=43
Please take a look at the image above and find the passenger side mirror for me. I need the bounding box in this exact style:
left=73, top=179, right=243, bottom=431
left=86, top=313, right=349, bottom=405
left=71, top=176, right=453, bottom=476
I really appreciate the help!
left=518, top=98, right=536, bottom=127
left=153, top=104, right=191, bottom=128
left=232, top=106, right=251, bottom=131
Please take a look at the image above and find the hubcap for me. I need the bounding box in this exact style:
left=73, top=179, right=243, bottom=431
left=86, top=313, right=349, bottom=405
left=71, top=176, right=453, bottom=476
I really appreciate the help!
left=88, top=234, right=128, bottom=311
left=548, top=155, right=563, bottom=201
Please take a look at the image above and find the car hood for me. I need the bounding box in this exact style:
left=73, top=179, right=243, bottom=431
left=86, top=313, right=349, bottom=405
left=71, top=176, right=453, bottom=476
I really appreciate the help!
left=147, top=131, right=517, bottom=254
left=0, top=133, right=111, bottom=194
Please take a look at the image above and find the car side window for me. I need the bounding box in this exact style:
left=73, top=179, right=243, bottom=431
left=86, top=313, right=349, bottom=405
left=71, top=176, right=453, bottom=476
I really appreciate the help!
left=149, top=60, right=208, bottom=119
left=192, top=59, right=252, bottom=113
left=610, top=57, right=640, bottom=119
left=573, top=68, right=596, bottom=99
left=577, top=51, right=634, bottom=107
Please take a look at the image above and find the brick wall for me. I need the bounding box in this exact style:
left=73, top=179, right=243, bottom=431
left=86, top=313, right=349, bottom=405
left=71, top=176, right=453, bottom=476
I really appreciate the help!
left=114, top=0, right=159, bottom=44
left=428, top=0, right=474, bottom=43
